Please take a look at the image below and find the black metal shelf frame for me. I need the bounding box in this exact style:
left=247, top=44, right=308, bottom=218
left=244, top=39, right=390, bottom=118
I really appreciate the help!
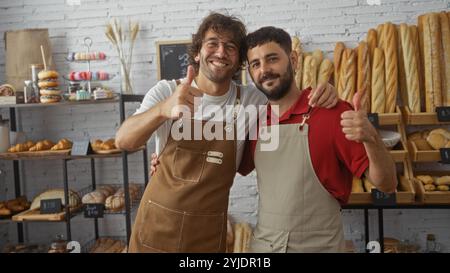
left=3, top=94, right=149, bottom=247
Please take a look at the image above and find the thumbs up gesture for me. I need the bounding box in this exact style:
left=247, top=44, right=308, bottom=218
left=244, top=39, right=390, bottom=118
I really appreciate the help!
left=340, top=91, right=377, bottom=144
left=162, top=65, right=204, bottom=120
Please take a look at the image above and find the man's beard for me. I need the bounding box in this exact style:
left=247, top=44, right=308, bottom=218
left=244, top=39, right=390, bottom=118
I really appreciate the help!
left=254, top=63, right=293, bottom=101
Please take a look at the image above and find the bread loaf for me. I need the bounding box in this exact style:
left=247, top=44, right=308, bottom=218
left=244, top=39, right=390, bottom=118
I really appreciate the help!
left=424, top=184, right=436, bottom=191
left=317, top=59, right=334, bottom=85
left=30, top=189, right=81, bottom=210
left=383, top=23, right=398, bottom=113
left=312, top=49, right=323, bottom=68
left=421, top=13, right=443, bottom=112
left=82, top=191, right=106, bottom=204
left=397, top=24, right=408, bottom=111
left=292, top=36, right=303, bottom=90
left=439, top=12, right=450, bottom=106
left=334, top=42, right=345, bottom=88
left=105, top=195, right=125, bottom=211
left=302, top=55, right=317, bottom=89
left=338, top=48, right=356, bottom=103
left=367, top=29, right=378, bottom=67
left=435, top=176, right=450, bottom=185
left=376, top=24, right=386, bottom=50
left=371, top=48, right=386, bottom=113
left=400, top=23, right=421, bottom=112
left=426, top=133, right=447, bottom=150
left=351, top=177, right=364, bottom=193
left=410, top=25, right=425, bottom=112
left=357, top=42, right=371, bottom=112
left=416, top=175, right=434, bottom=185
left=437, top=185, right=449, bottom=191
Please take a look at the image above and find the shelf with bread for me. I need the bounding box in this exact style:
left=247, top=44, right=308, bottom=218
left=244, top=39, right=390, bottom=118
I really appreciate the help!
left=0, top=138, right=144, bottom=160
left=81, top=183, right=143, bottom=215
left=407, top=128, right=450, bottom=162
left=410, top=161, right=450, bottom=204
left=347, top=159, right=416, bottom=205
left=11, top=188, right=84, bottom=222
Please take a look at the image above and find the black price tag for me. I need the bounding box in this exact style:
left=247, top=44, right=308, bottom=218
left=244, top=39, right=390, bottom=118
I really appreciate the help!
left=439, top=148, right=450, bottom=164
left=371, top=189, right=396, bottom=206
left=40, top=198, right=62, bottom=214
left=367, top=113, right=380, bottom=128
left=71, top=141, right=92, bottom=156
left=436, top=107, right=450, bottom=122
left=84, top=204, right=104, bottom=218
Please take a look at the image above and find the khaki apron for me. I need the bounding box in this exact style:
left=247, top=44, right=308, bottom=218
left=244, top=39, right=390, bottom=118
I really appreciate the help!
left=128, top=86, right=240, bottom=253
left=250, top=120, right=345, bottom=253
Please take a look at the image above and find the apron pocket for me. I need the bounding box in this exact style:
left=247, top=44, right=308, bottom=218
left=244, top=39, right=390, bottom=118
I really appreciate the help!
left=180, top=212, right=225, bottom=252
left=138, top=200, right=183, bottom=252
left=173, top=146, right=206, bottom=183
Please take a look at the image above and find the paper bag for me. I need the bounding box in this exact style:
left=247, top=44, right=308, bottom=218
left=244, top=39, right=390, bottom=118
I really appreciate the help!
left=4, top=28, right=53, bottom=92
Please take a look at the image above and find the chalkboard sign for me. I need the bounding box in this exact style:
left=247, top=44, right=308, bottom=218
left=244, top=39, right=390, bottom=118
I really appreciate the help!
left=40, top=198, right=62, bottom=214
left=84, top=204, right=104, bottom=218
left=436, top=106, right=450, bottom=122
left=367, top=113, right=380, bottom=128
left=156, top=40, right=191, bottom=81
left=71, top=140, right=92, bottom=156
left=371, top=189, right=396, bottom=206
left=440, top=148, right=450, bottom=164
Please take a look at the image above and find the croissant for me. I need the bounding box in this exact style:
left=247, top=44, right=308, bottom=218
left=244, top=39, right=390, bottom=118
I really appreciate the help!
left=100, top=142, right=116, bottom=150
left=51, top=139, right=73, bottom=150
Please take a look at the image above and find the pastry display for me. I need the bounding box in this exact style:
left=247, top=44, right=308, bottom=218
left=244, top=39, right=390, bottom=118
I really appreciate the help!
left=416, top=175, right=450, bottom=192
left=67, top=51, right=106, bottom=61
left=91, top=138, right=117, bottom=152
left=38, top=69, right=61, bottom=103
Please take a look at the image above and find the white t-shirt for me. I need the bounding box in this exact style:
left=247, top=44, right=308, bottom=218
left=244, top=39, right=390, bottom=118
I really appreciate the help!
left=134, top=79, right=267, bottom=168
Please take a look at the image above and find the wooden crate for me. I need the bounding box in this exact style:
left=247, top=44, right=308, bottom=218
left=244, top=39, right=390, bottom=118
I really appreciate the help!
left=377, top=106, right=402, bottom=125
left=412, top=170, right=450, bottom=204
left=389, top=137, right=408, bottom=162
left=401, top=106, right=450, bottom=125
left=407, top=140, right=441, bottom=162
left=347, top=176, right=415, bottom=205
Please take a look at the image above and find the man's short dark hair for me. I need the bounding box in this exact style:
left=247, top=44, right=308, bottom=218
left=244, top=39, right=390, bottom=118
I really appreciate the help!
left=188, top=12, right=247, bottom=73
left=246, top=26, right=292, bottom=55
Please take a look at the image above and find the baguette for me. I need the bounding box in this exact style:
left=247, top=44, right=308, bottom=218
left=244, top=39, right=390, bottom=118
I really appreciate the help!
left=338, top=48, right=356, bottom=103
left=357, top=42, right=371, bottom=112
left=421, top=13, right=443, bottom=112
left=317, top=59, right=334, bottom=85
left=292, top=36, right=303, bottom=90
left=377, top=24, right=386, bottom=50
left=400, top=23, right=421, bottom=112
left=367, top=29, right=378, bottom=67
left=397, top=24, right=408, bottom=110
left=302, top=55, right=317, bottom=89
left=312, top=49, right=323, bottom=69
left=383, top=23, right=398, bottom=113
left=410, top=24, right=425, bottom=112
left=334, top=42, right=345, bottom=88
left=352, top=177, right=364, bottom=193
left=371, top=48, right=386, bottom=113
left=439, top=12, right=450, bottom=106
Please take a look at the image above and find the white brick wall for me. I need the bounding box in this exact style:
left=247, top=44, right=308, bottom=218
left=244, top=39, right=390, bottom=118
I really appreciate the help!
left=1, top=0, right=450, bottom=252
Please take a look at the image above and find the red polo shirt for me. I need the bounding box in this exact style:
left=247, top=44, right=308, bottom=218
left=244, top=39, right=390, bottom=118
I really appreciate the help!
left=238, top=88, right=369, bottom=205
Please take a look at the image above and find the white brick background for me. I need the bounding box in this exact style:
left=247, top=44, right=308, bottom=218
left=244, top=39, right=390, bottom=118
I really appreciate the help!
left=1, top=0, right=450, bottom=253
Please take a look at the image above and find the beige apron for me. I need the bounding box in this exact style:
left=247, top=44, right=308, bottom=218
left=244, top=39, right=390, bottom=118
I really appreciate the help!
left=128, top=86, right=240, bottom=253
left=250, top=121, right=345, bottom=253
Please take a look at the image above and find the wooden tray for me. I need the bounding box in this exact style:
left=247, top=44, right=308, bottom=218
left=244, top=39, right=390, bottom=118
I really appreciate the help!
left=412, top=170, right=450, bottom=204
left=401, top=106, right=450, bottom=125
left=408, top=140, right=440, bottom=162
left=347, top=176, right=415, bottom=205
left=0, top=149, right=71, bottom=159
left=12, top=205, right=81, bottom=222
left=93, top=148, right=122, bottom=154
